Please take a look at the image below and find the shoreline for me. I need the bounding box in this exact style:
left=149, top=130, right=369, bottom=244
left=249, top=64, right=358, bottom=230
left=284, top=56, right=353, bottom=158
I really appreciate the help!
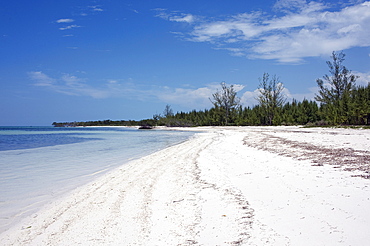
left=1, top=126, right=369, bottom=245
left=0, top=127, right=196, bottom=234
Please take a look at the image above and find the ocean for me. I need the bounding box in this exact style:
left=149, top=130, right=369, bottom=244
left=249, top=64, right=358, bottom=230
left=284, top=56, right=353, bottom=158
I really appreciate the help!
left=0, top=126, right=195, bottom=233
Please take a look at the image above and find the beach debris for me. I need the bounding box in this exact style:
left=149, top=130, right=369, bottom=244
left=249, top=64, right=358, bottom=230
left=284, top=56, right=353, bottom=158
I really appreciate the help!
left=138, top=125, right=153, bottom=129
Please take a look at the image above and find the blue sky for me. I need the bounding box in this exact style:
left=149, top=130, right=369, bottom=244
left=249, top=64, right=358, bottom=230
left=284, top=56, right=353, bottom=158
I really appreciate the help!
left=1, top=0, right=369, bottom=126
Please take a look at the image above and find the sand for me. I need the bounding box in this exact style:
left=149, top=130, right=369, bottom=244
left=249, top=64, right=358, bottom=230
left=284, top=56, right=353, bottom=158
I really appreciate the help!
left=1, top=126, right=369, bottom=245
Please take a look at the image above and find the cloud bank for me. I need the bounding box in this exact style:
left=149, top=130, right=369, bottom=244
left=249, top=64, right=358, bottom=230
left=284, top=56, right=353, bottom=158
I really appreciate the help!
left=158, top=0, right=370, bottom=63
left=29, top=71, right=324, bottom=108
left=29, top=72, right=113, bottom=99
left=29, top=72, right=248, bottom=108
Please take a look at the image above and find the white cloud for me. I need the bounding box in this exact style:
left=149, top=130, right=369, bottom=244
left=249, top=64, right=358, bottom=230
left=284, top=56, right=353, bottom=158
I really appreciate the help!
left=29, top=71, right=329, bottom=109
left=155, top=9, right=196, bottom=23
left=239, top=85, right=318, bottom=107
left=240, top=89, right=259, bottom=106
left=56, top=18, right=74, bottom=23
left=29, top=72, right=248, bottom=109
left=170, top=14, right=195, bottom=23
left=30, top=72, right=113, bottom=98
left=156, top=83, right=221, bottom=108
left=89, top=5, right=104, bottom=12
left=353, top=71, right=370, bottom=86
left=59, top=25, right=81, bottom=30
left=155, top=82, right=302, bottom=109
left=159, top=1, right=370, bottom=63
left=28, top=71, right=56, bottom=86
left=61, top=74, right=85, bottom=87
left=155, top=83, right=245, bottom=109
left=273, top=0, right=308, bottom=12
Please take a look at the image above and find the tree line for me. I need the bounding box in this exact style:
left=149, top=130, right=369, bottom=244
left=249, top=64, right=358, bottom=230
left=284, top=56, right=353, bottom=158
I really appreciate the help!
left=52, top=119, right=154, bottom=127
left=156, top=51, right=369, bottom=127
left=53, top=51, right=369, bottom=128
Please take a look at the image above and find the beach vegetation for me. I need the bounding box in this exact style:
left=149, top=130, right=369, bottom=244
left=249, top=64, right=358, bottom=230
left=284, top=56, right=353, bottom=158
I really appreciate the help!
left=315, top=51, right=359, bottom=125
left=52, top=51, right=369, bottom=128
left=209, top=82, right=241, bottom=125
left=256, top=73, right=286, bottom=125
left=163, top=104, right=174, bottom=117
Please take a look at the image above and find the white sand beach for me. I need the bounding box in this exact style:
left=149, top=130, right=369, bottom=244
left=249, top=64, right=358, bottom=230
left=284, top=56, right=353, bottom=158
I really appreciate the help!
left=1, top=126, right=370, bottom=245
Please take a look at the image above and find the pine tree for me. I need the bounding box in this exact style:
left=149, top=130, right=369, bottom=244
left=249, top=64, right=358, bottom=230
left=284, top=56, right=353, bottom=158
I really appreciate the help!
left=315, top=51, right=358, bottom=124
left=210, top=82, right=241, bottom=125
left=256, top=73, right=286, bottom=125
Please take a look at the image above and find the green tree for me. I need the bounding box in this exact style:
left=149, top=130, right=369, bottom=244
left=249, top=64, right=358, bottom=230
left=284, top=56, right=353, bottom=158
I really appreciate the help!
left=349, top=83, right=370, bottom=125
left=163, top=104, right=174, bottom=117
left=210, top=82, right=241, bottom=125
left=315, top=51, right=358, bottom=124
left=256, top=73, right=286, bottom=125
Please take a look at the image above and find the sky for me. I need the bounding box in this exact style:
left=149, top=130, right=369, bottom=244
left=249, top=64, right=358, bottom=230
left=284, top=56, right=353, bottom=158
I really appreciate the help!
left=1, top=0, right=369, bottom=126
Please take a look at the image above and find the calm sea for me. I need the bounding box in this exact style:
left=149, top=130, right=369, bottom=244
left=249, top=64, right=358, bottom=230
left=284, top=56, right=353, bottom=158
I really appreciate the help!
left=0, top=126, right=195, bottom=233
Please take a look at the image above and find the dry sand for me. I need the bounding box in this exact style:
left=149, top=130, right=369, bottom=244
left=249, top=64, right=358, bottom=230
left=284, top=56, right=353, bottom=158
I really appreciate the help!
left=1, top=126, right=369, bottom=245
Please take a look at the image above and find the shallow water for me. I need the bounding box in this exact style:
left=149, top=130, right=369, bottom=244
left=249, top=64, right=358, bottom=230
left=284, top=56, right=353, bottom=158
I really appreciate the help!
left=0, top=126, right=194, bottom=233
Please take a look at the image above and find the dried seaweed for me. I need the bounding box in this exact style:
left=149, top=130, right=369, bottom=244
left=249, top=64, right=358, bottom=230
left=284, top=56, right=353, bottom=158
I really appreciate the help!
left=243, top=132, right=370, bottom=179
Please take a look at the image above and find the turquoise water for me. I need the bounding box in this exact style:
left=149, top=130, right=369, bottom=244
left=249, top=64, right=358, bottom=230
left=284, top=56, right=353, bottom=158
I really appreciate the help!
left=0, top=126, right=195, bottom=233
